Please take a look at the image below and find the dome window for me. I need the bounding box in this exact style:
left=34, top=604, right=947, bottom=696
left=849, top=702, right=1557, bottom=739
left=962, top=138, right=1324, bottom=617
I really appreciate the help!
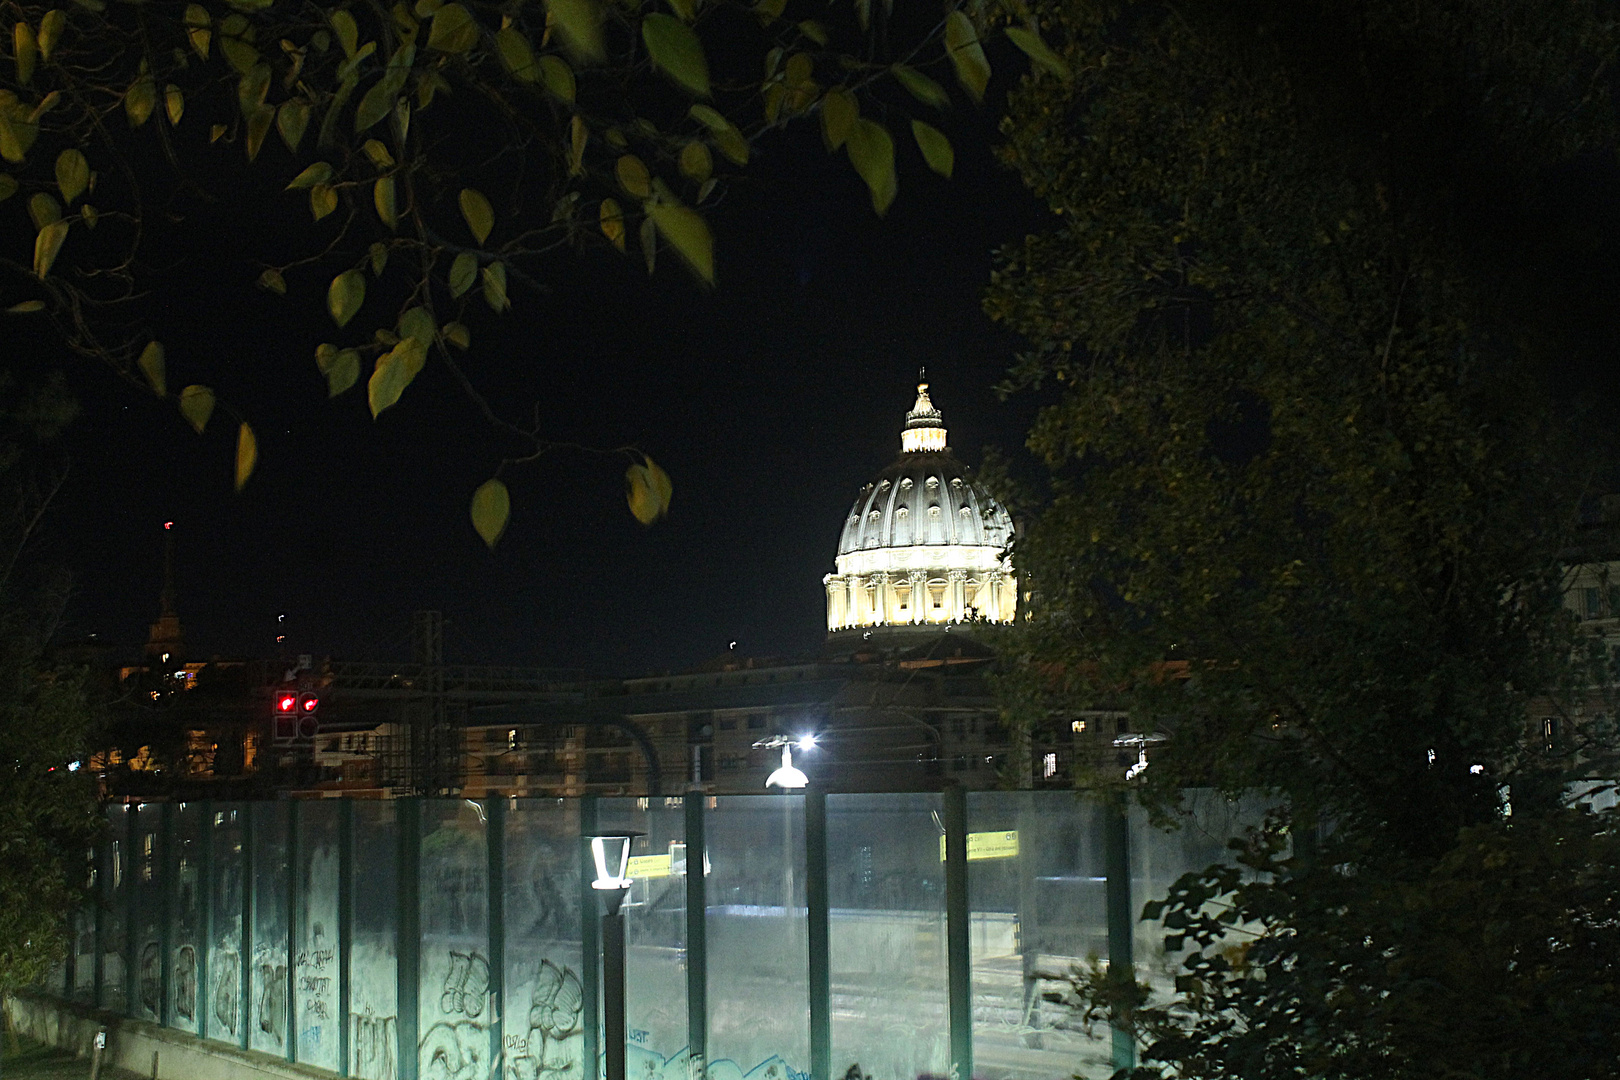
left=900, top=478, right=913, bottom=490
left=868, top=509, right=881, bottom=520
left=929, top=506, right=942, bottom=519
left=896, top=507, right=909, bottom=518
left=879, top=479, right=891, bottom=490
left=951, top=477, right=963, bottom=487
left=926, top=477, right=940, bottom=489
left=959, top=506, right=972, bottom=516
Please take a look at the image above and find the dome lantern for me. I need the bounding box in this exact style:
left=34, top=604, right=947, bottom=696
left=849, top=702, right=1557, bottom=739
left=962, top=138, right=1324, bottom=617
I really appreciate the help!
left=901, top=375, right=948, bottom=453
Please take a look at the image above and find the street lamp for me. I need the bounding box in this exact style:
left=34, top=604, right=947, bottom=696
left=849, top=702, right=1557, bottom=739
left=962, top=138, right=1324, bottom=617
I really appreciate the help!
left=588, top=830, right=643, bottom=1080
left=754, top=734, right=815, bottom=790
left=1113, top=733, right=1167, bottom=781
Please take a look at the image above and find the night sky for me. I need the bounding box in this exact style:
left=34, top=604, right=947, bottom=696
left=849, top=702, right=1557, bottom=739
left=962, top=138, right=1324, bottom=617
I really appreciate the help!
left=35, top=103, right=1050, bottom=676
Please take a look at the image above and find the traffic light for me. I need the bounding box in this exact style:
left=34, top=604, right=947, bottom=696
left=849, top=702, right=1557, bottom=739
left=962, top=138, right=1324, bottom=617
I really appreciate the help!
left=297, top=692, right=320, bottom=739
left=273, top=691, right=298, bottom=744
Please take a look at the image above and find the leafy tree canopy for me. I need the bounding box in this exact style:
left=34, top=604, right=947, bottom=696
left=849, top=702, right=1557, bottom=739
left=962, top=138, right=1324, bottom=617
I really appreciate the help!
left=985, top=1, right=1620, bottom=1076
left=0, top=0, right=1058, bottom=542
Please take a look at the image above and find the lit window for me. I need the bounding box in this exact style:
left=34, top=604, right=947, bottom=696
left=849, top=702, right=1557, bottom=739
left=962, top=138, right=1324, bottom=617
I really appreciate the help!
left=1071, top=719, right=1087, bottom=734
left=1043, top=752, right=1058, bottom=779
left=508, top=729, right=518, bottom=750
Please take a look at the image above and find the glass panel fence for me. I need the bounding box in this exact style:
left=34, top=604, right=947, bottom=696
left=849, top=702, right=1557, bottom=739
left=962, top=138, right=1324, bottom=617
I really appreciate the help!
left=171, top=802, right=205, bottom=1034
left=418, top=800, right=490, bottom=1080
left=133, top=805, right=164, bottom=1022
left=504, top=799, right=585, bottom=1080
left=251, top=801, right=291, bottom=1056
left=352, top=801, right=399, bottom=1080
left=296, top=801, right=342, bottom=1070
left=99, top=804, right=128, bottom=1014
left=209, top=804, right=246, bottom=1046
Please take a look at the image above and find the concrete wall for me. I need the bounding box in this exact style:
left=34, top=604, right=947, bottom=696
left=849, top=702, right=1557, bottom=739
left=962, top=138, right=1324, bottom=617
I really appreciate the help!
left=4, top=993, right=337, bottom=1080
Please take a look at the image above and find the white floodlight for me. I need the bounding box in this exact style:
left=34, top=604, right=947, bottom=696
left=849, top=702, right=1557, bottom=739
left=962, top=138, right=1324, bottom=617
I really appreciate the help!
left=795, top=733, right=818, bottom=751
left=765, top=745, right=808, bottom=790
left=590, top=832, right=641, bottom=890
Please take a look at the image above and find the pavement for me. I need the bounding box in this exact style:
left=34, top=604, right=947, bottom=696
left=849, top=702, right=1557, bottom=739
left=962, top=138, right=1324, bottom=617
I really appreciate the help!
left=0, top=1036, right=142, bottom=1080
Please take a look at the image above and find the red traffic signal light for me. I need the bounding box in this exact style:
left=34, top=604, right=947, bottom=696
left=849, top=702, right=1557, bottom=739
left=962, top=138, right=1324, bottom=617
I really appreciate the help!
left=277, top=693, right=297, bottom=713
left=299, top=693, right=319, bottom=713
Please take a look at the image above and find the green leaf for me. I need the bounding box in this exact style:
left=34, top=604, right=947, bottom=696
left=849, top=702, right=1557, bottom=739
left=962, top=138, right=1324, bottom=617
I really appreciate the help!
left=1004, top=26, right=1070, bottom=79
left=642, top=13, right=709, bottom=97
left=599, top=198, right=625, bottom=251
left=398, top=305, right=435, bottom=345
left=797, top=20, right=827, bottom=46
left=538, top=55, right=575, bottom=101
left=645, top=201, right=713, bottom=283
left=0, top=107, right=36, bottom=164
left=287, top=161, right=333, bottom=189
left=459, top=187, right=493, bottom=244
left=892, top=64, right=949, bottom=109
left=496, top=26, right=539, bottom=82
left=679, top=141, right=712, bottom=183
left=33, top=219, right=66, bottom=278
left=277, top=100, right=310, bottom=152
left=426, top=3, right=478, bottom=53
left=234, top=422, right=256, bottom=491
left=470, top=478, right=510, bottom=548
left=327, top=269, right=366, bottom=327
left=911, top=120, right=954, bottom=178
left=355, top=71, right=405, bottom=133
left=310, top=183, right=337, bottom=221
left=944, top=11, right=990, bottom=102
left=368, top=336, right=427, bottom=417
left=442, top=322, right=470, bottom=349
left=374, top=177, right=398, bottom=229
left=244, top=104, right=274, bottom=161
left=616, top=155, right=651, bottom=199
left=37, top=10, right=66, bottom=61
left=820, top=88, right=857, bottom=151
left=257, top=268, right=286, bottom=294
left=640, top=215, right=656, bottom=275
left=166, top=84, right=185, bottom=126
left=481, top=261, right=509, bottom=311
left=668, top=0, right=698, bottom=20
left=316, top=343, right=361, bottom=397
left=362, top=139, right=395, bottom=169
left=137, top=341, right=166, bottom=396
left=55, top=149, right=88, bottom=203
left=689, top=105, right=747, bottom=164
left=79, top=203, right=95, bottom=228
left=369, top=242, right=388, bottom=275
left=28, top=192, right=60, bottom=231
left=178, top=385, right=215, bottom=434
left=449, top=252, right=478, bottom=297
left=125, top=73, right=157, bottom=128
left=846, top=118, right=896, bottom=216
left=183, top=4, right=211, bottom=59
left=0, top=174, right=16, bottom=201
left=625, top=456, right=673, bottom=524
left=6, top=300, right=45, bottom=314
left=331, top=10, right=359, bottom=57
left=546, top=0, right=602, bottom=62
left=15, top=23, right=38, bottom=86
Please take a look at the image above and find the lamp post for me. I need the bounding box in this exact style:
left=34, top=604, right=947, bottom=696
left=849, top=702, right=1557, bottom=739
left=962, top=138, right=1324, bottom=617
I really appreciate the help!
left=589, top=831, right=642, bottom=1080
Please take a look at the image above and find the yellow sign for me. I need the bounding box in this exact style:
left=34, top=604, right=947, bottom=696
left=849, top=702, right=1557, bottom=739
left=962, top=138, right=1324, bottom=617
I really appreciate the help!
left=939, top=830, right=1019, bottom=862
left=626, top=854, right=672, bottom=879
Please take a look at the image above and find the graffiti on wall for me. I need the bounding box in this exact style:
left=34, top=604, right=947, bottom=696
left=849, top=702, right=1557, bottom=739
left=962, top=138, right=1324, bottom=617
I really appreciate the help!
left=257, top=961, right=288, bottom=1044
left=440, top=950, right=490, bottom=1018
left=174, top=945, right=197, bottom=1021
left=505, top=960, right=582, bottom=1080
left=139, top=941, right=160, bottom=1016
left=420, top=948, right=492, bottom=1080
left=297, top=922, right=336, bottom=1022
left=354, top=1011, right=397, bottom=1080
left=212, top=950, right=239, bottom=1034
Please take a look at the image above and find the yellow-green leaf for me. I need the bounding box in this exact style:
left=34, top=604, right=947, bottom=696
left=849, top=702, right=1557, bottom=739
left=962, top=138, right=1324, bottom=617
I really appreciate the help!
left=645, top=201, right=712, bottom=284
left=449, top=251, right=478, bottom=297
left=327, top=269, right=366, bottom=327
left=640, top=215, right=656, bottom=274
left=496, top=26, right=538, bottom=82
left=470, top=478, right=510, bottom=548
left=361, top=139, right=394, bottom=169
left=669, top=0, right=698, bottom=21
left=442, top=321, right=470, bottom=349
left=426, top=3, right=477, bottom=52
left=79, top=203, right=96, bottom=228
left=943, top=11, right=989, bottom=103
left=481, top=261, right=508, bottom=311
left=538, top=55, right=575, bottom=101
left=6, top=300, right=45, bottom=313
left=0, top=112, right=28, bottom=164
left=679, top=140, right=711, bottom=183
left=258, top=268, right=286, bottom=294
left=368, top=336, right=427, bottom=417
left=178, top=384, right=214, bottom=434
left=355, top=76, right=400, bottom=133
left=911, top=119, right=953, bottom=178
left=28, top=192, right=60, bottom=230
left=166, top=84, right=185, bottom=126
left=398, top=305, right=434, bottom=345
left=546, top=0, right=602, bottom=62
left=569, top=114, right=587, bottom=175
left=126, top=73, right=156, bottom=128
left=642, top=13, right=708, bottom=96
left=33, top=219, right=67, bottom=278
left=287, top=161, right=333, bottom=189
left=374, top=176, right=398, bottom=228
left=846, top=118, right=896, bottom=215
left=37, top=10, right=66, bottom=61
left=234, top=422, right=257, bottom=491
left=689, top=104, right=747, bottom=164
left=892, top=64, right=949, bottom=109
left=137, top=341, right=166, bottom=396
left=797, top=20, right=827, bottom=46
left=753, top=0, right=785, bottom=24
left=1004, top=25, right=1070, bottom=79
left=277, top=100, right=310, bottom=151
left=210, top=123, right=227, bottom=144
left=615, top=155, right=650, bottom=198
left=55, top=149, right=88, bottom=203
left=820, top=88, right=857, bottom=151
left=184, top=4, right=211, bottom=59
left=369, top=242, right=388, bottom=275
left=0, top=174, right=16, bottom=201
left=310, top=183, right=338, bottom=221
left=625, top=456, right=672, bottom=524
left=244, top=104, right=273, bottom=161
left=459, top=187, right=493, bottom=244
left=599, top=197, right=625, bottom=251
left=331, top=10, right=359, bottom=57
left=15, top=23, right=38, bottom=85
left=316, top=343, right=361, bottom=397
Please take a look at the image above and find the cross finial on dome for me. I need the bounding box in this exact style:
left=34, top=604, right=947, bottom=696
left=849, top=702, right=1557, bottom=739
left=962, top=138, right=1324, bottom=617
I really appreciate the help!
left=902, top=374, right=947, bottom=452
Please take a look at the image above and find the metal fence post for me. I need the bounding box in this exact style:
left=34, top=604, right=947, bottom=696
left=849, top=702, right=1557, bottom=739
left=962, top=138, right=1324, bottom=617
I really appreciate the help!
left=126, top=804, right=140, bottom=1020
left=579, top=796, right=600, bottom=1080
left=287, top=800, right=301, bottom=1064
left=486, top=796, right=506, bottom=1079
left=943, top=786, right=972, bottom=1080
left=241, top=804, right=255, bottom=1052
left=160, top=802, right=176, bottom=1027
left=683, top=795, right=707, bottom=1080
left=397, top=798, right=422, bottom=1080
left=338, top=799, right=353, bottom=1077
left=1104, top=801, right=1136, bottom=1073
left=93, top=821, right=107, bottom=1009
left=199, top=801, right=213, bottom=1043
left=805, top=788, right=829, bottom=1080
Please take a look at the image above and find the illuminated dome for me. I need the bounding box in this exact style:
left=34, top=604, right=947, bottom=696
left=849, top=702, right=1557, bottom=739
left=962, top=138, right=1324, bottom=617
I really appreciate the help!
left=825, top=380, right=1018, bottom=634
